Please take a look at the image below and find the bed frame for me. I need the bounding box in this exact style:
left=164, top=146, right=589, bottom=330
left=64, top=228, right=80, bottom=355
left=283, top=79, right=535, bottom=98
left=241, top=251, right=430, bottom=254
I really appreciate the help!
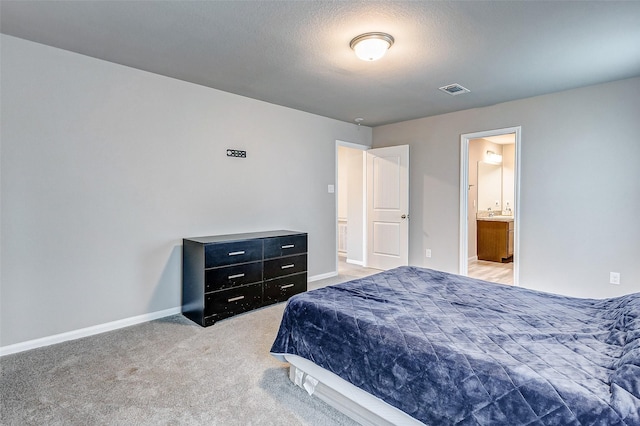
left=284, top=354, right=426, bottom=426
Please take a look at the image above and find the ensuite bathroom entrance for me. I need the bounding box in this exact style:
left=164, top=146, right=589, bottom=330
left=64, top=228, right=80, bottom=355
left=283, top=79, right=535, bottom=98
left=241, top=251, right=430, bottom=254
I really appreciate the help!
left=460, top=127, right=521, bottom=286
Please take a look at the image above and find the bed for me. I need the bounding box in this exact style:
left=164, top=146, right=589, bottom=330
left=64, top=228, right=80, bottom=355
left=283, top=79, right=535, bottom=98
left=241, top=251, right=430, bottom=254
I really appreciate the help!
left=270, top=266, right=640, bottom=425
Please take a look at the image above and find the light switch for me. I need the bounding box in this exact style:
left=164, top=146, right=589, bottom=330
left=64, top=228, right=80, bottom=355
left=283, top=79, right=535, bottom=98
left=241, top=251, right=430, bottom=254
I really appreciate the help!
left=328, top=184, right=335, bottom=193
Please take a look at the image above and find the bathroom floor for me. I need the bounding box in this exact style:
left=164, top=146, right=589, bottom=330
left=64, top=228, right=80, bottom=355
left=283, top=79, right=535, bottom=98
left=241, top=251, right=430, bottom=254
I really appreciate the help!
left=468, top=259, right=514, bottom=285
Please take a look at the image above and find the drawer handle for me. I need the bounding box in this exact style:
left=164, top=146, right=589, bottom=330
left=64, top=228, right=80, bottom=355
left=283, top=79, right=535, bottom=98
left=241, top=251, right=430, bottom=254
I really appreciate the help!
left=228, top=251, right=245, bottom=256
left=227, top=295, right=245, bottom=302
left=282, top=244, right=295, bottom=249
left=281, top=264, right=295, bottom=269
left=228, top=273, right=245, bottom=279
left=280, top=284, right=294, bottom=289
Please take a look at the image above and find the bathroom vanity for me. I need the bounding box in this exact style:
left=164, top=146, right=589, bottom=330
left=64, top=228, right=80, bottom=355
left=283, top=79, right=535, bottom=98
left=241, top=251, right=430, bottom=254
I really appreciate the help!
left=477, top=217, right=514, bottom=263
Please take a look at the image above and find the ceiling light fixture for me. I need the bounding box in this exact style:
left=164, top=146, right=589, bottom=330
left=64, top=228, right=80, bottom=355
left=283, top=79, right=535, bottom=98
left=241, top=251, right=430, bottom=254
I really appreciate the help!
left=350, top=32, right=394, bottom=61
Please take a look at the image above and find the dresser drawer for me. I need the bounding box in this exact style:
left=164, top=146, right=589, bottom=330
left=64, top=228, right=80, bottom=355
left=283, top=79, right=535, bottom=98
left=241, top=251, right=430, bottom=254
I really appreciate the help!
left=264, top=234, right=307, bottom=259
left=264, top=254, right=307, bottom=280
left=204, top=283, right=262, bottom=318
left=205, top=261, right=262, bottom=293
left=263, top=273, right=307, bottom=305
left=205, top=240, right=263, bottom=268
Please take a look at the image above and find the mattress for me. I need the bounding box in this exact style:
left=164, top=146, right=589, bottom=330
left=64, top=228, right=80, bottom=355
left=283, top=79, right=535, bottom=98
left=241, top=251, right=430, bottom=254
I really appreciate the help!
left=271, top=266, right=640, bottom=425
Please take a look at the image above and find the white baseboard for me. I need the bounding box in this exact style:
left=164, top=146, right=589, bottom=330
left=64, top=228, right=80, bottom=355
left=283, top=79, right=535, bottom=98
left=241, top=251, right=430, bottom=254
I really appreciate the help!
left=468, top=256, right=478, bottom=262
left=308, top=271, right=338, bottom=282
left=346, top=259, right=364, bottom=266
left=2, top=270, right=345, bottom=356
left=0, top=307, right=181, bottom=357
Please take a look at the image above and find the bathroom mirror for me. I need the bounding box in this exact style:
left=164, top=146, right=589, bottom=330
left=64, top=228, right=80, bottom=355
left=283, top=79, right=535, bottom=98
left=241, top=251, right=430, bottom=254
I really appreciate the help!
left=477, top=161, right=502, bottom=212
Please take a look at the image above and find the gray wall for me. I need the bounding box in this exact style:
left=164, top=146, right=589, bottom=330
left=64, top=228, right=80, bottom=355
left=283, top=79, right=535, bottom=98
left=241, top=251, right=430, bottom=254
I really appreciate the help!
left=373, top=77, right=640, bottom=299
left=0, top=35, right=372, bottom=347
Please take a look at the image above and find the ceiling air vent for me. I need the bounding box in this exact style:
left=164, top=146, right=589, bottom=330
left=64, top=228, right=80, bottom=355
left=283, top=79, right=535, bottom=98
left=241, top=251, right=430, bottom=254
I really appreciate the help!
left=439, top=83, right=470, bottom=96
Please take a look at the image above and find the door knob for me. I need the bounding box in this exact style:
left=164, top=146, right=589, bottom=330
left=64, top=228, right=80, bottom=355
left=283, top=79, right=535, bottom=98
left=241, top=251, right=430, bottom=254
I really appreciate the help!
left=401, top=214, right=409, bottom=219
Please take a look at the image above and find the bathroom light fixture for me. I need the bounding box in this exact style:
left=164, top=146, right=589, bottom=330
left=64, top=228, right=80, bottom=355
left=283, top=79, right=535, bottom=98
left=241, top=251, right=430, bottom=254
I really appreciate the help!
left=486, top=151, right=503, bottom=164
left=350, top=32, right=394, bottom=61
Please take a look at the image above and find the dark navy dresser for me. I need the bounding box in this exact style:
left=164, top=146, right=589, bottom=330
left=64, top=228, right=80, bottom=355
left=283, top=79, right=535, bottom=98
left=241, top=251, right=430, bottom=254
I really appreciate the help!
left=182, top=230, right=307, bottom=326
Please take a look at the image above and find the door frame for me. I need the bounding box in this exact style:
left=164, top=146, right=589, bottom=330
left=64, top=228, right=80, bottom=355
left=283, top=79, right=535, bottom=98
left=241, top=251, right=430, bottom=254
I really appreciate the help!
left=335, top=140, right=370, bottom=273
left=459, top=126, right=521, bottom=285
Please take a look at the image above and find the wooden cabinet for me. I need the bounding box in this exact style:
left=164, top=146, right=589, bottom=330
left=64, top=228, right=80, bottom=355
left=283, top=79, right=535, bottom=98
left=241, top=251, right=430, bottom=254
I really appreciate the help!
left=182, top=230, right=307, bottom=326
left=477, top=220, right=514, bottom=263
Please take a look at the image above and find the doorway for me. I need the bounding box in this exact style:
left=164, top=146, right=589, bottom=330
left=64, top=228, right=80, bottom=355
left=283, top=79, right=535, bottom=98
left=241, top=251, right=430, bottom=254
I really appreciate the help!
left=459, top=127, right=521, bottom=285
left=336, top=141, right=409, bottom=274
left=336, top=141, right=368, bottom=274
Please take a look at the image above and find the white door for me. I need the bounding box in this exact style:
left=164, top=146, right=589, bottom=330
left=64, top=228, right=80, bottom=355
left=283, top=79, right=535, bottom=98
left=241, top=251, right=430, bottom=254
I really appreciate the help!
left=366, top=145, right=409, bottom=270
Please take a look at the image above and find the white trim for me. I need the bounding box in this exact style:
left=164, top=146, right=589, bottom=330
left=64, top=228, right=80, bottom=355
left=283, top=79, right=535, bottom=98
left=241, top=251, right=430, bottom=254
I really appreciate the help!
left=460, top=136, right=470, bottom=275
left=308, top=271, right=339, bottom=282
left=0, top=267, right=348, bottom=356
left=514, top=129, right=522, bottom=285
left=468, top=255, right=478, bottom=262
left=459, top=126, right=521, bottom=285
left=336, top=140, right=371, bottom=151
left=362, top=152, right=368, bottom=268
left=346, top=258, right=364, bottom=266
left=0, top=307, right=181, bottom=357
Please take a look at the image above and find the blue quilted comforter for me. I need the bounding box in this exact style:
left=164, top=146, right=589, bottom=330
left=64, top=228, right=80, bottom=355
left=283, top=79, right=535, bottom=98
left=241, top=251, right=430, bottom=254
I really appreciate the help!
left=270, top=266, right=640, bottom=425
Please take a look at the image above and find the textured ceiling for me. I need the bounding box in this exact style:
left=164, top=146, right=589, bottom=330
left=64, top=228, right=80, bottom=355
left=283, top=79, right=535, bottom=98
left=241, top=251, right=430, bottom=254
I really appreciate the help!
left=2, top=1, right=639, bottom=126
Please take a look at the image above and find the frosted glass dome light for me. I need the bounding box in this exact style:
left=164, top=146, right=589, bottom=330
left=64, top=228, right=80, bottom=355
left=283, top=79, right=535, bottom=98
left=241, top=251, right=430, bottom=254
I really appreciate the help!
left=350, top=32, right=394, bottom=61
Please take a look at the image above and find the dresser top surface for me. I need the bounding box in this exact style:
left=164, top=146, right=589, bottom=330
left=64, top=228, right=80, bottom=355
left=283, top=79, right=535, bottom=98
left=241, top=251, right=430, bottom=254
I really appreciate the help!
left=184, top=230, right=306, bottom=244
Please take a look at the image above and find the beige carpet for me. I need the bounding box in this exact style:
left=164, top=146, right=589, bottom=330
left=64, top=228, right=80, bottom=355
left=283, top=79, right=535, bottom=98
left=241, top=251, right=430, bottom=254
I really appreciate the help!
left=1, top=266, right=378, bottom=425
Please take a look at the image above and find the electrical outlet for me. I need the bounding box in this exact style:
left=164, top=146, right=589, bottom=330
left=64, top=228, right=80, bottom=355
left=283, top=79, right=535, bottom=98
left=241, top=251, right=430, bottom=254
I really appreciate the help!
left=610, top=272, right=620, bottom=285
left=425, top=249, right=432, bottom=258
